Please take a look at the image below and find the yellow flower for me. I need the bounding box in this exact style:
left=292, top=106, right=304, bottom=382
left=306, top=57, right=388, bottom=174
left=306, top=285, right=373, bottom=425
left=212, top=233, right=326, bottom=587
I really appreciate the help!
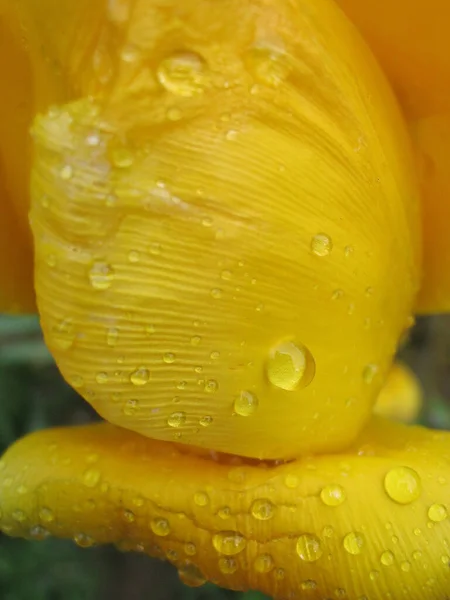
left=0, top=0, right=449, bottom=598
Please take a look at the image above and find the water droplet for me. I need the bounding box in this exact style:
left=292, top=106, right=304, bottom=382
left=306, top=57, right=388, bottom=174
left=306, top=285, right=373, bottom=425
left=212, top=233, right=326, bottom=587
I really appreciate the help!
left=204, top=379, right=218, bottom=393
left=106, top=328, right=119, bottom=347
left=274, top=568, right=285, bottom=580
left=146, top=324, right=156, bottom=336
left=301, top=580, right=317, bottom=590
left=322, top=525, right=334, bottom=538
left=123, top=510, right=135, bottom=523
left=123, top=399, right=138, bottom=416
left=149, top=242, right=161, bottom=256
left=29, top=525, right=50, bottom=540
left=284, top=474, right=299, bottom=489
left=194, top=492, right=209, bottom=507
left=267, top=340, right=315, bottom=391
left=199, top=415, right=213, bottom=427
left=428, top=503, right=448, bottom=522
left=191, top=335, right=201, bottom=346
left=363, top=363, right=379, bottom=384
left=130, top=367, right=150, bottom=386
left=45, top=253, right=57, bottom=268
left=344, top=245, right=354, bottom=257
left=210, top=288, right=222, bottom=299
left=221, top=270, right=232, bottom=281
left=111, top=147, right=134, bottom=168
left=12, top=509, right=26, bottom=522
left=401, top=561, right=411, bottom=572
left=163, top=352, right=176, bottom=364
left=233, top=390, right=259, bottom=416
left=74, top=532, right=94, bottom=547
left=60, top=165, right=73, bottom=180
left=167, top=411, right=187, bottom=428
left=254, top=553, right=274, bottom=573
left=39, top=507, right=55, bottom=523
left=96, top=372, right=108, bottom=384
left=311, top=233, right=332, bottom=257
left=440, top=554, right=450, bottom=566
left=380, top=551, right=394, bottom=566
left=128, top=250, right=140, bottom=263
left=151, top=517, right=170, bottom=536
left=245, top=46, right=290, bottom=87
left=157, top=52, right=208, bottom=97
left=212, top=531, right=246, bottom=556
left=320, top=484, right=346, bottom=507
left=296, top=534, right=323, bottom=562
left=332, top=289, right=344, bottom=300
left=184, top=542, right=197, bottom=556
left=89, top=261, right=115, bottom=290
left=343, top=532, right=364, bottom=555
left=83, top=468, right=101, bottom=488
left=52, top=318, right=75, bottom=350
left=218, top=506, right=231, bottom=520
left=384, top=467, right=422, bottom=504
left=120, top=43, right=141, bottom=63
left=250, top=498, right=275, bottom=521
left=218, top=557, right=238, bottom=574
left=369, top=570, right=379, bottom=581
left=86, top=132, right=100, bottom=147
left=178, top=563, right=206, bottom=588
left=210, top=351, right=220, bottom=360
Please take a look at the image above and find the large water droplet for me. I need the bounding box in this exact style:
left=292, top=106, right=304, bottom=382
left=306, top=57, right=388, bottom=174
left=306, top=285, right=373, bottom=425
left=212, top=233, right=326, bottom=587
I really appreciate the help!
left=89, top=261, right=115, bottom=290
left=384, top=467, right=422, bottom=504
left=130, top=367, right=150, bottom=386
left=254, top=553, right=274, bottom=573
left=212, top=531, right=246, bottom=556
left=267, top=341, right=315, bottom=391
left=167, top=411, right=187, bottom=428
left=233, top=390, right=259, bottom=416
left=311, top=233, right=332, bottom=257
left=151, top=517, right=171, bottom=537
left=428, top=503, right=448, bottom=522
left=320, top=484, right=346, bottom=507
left=157, top=52, right=208, bottom=97
left=343, top=532, right=364, bottom=555
left=250, top=498, right=275, bottom=521
left=296, top=534, right=323, bottom=562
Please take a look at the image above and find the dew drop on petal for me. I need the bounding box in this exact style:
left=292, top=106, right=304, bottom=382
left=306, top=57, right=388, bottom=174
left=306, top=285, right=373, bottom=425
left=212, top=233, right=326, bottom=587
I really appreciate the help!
left=167, top=411, right=187, bottom=428
left=320, top=484, right=346, bottom=507
left=343, top=532, right=365, bottom=555
left=151, top=517, right=171, bottom=537
left=296, top=534, right=323, bottom=562
left=212, top=531, right=246, bottom=556
left=254, top=553, right=274, bottom=573
left=130, top=367, right=150, bottom=386
left=157, top=52, right=208, bottom=97
left=267, top=341, right=315, bottom=391
left=311, top=233, right=332, bottom=257
left=384, top=467, right=422, bottom=504
left=233, top=390, right=259, bottom=416
left=428, top=504, right=448, bottom=522
left=250, top=498, right=275, bottom=521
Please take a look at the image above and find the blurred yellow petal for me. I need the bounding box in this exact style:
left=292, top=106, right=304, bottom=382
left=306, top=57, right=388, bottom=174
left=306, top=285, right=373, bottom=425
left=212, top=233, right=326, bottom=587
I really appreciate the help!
left=374, top=362, right=422, bottom=424
left=29, top=0, right=420, bottom=459
left=1, top=419, right=450, bottom=598
left=336, top=0, right=450, bottom=312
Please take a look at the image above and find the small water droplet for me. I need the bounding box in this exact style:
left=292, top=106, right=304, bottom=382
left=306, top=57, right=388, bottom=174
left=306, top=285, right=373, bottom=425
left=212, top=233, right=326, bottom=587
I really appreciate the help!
left=96, top=372, right=108, bottom=384
left=254, top=553, right=274, bottom=573
left=29, top=525, right=50, bottom=540
left=428, top=503, right=448, bottom=522
left=204, top=379, right=218, bottom=393
left=401, top=561, right=411, bottom=572
left=163, top=352, right=176, bottom=364
left=363, top=363, right=379, bottom=384
left=12, top=509, right=27, bottom=522
left=380, top=551, right=394, bottom=566
left=60, top=165, right=73, bottom=180
left=167, top=411, right=187, bottom=428
left=210, top=351, right=220, bottom=360
left=184, top=542, right=197, bottom=556
left=274, top=568, right=285, bottom=580
left=266, top=340, right=315, bottom=391
left=52, top=318, right=75, bottom=350
left=83, top=468, right=101, bottom=488
left=369, top=570, right=379, bottom=581
left=107, top=328, right=119, bottom=347
left=191, top=335, right=201, bottom=346
left=149, top=242, right=161, bottom=255
left=332, top=289, right=344, bottom=300
left=384, top=467, right=422, bottom=504
left=89, top=261, right=115, bottom=290
left=311, top=233, right=332, bottom=257
left=218, top=557, right=238, bottom=574
left=343, top=532, right=364, bottom=555
left=39, top=507, right=55, bottom=523
left=194, top=492, right=209, bottom=507
left=74, top=532, right=94, bottom=548
left=120, top=43, right=141, bottom=63
left=284, top=474, right=299, bottom=489
left=212, top=531, right=246, bottom=556
left=250, top=498, right=275, bottom=521
left=130, top=367, right=150, bottom=386
left=111, top=147, right=134, bottom=168
left=128, top=250, right=140, bottom=263
left=178, top=563, right=206, bottom=588
left=301, top=580, right=317, bottom=591
left=157, top=52, right=208, bottom=97
left=123, top=399, right=138, bottom=416
left=218, top=506, right=231, bottom=520
left=45, top=253, right=57, bottom=268
left=167, top=107, right=183, bottom=121
left=123, top=509, right=135, bottom=523
left=199, top=415, right=213, bottom=427
left=296, top=534, right=322, bottom=562
left=233, top=390, right=259, bottom=416
left=221, top=270, right=232, bottom=281
left=151, top=517, right=171, bottom=536
left=245, top=46, right=290, bottom=87
left=210, top=288, right=222, bottom=299
left=320, top=484, right=346, bottom=507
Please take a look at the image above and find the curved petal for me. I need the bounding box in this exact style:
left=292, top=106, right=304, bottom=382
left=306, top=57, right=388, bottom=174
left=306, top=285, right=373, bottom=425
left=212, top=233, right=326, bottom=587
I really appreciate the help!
left=30, top=0, right=420, bottom=459
left=1, top=419, right=450, bottom=598
left=335, top=0, right=450, bottom=312
left=373, top=362, right=422, bottom=424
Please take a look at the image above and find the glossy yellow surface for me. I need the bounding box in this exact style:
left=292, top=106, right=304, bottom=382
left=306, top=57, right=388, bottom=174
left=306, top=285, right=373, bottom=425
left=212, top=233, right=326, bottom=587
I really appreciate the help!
left=1, top=0, right=450, bottom=598
left=1, top=419, right=450, bottom=598
left=336, top=0, right=450, bottom=312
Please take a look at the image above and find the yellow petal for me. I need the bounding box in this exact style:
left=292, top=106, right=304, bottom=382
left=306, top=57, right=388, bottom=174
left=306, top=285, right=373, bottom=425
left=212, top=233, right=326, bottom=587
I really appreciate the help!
left=1, top=419, right=449, bottom=598
left=29, top=0, right=420, bottom=459
left=336, top=0, right=450, bottom=312
left=373, top=361, right=422, bottom=424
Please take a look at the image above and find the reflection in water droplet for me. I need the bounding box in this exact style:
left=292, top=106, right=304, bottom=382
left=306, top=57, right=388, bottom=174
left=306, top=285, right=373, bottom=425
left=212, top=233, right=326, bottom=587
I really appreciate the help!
left=251, top=499, right=275, bottom=521
left=311, top=233, right=332, bottom=257
left=204, top=379, right=219, bottom=393
left=199, top=415, right=213, bottom=427
left=184, top=542, right=197, bottom=556
left=384, top=467, right=422, bottom=504
left=130, top=367, right=150, bottom=386
left=157, top=52, right=208, bottom=97
left=163, top=352, right=176, bottom=364
left=89, top=261, right=115, bottom=290
left=254, top=553, right=274, bottom=573
left=74, top=533, right=94, bottom=548
left=267, top=341, right=315, bottom=391
left=212, top=531, right=246, bottom=556
left=233, top=390, right=259, bottom=416
left=178, top=563, right=206, bottom=588
left=320, top=484, right=346, bottom=507
left=218, top=557, right=238, bottom=574
left=167, top=411, right=187, bottom=428
left=296, top=534, right=322, bottom=562
left=343, top=532, right=364, bottom=555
